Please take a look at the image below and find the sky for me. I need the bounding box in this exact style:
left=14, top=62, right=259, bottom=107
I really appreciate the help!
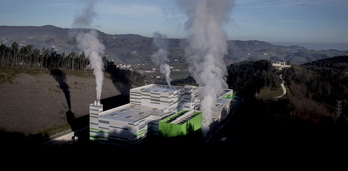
left=0, top=0, right=348, bottom=45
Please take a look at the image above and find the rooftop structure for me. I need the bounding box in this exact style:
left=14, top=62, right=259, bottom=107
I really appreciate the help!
left=272, top=61, right=291, bottom=68
left=159, top=110, right=202, bottom=137
left=89, top=84, right=233, bottom=145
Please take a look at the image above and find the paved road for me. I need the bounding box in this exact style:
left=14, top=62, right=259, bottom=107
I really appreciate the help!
left=275, top=74, right=286, bottom=99
left=41, top=127, right=87, bottom=146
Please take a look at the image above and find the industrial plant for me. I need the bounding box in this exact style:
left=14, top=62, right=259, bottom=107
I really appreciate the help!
left=89, top=84, right=234, bottom=145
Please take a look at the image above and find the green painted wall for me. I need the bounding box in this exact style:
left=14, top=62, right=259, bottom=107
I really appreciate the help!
left=221, top=94, right=233, bottom=99
left=159, top=111, right=202, bottom=137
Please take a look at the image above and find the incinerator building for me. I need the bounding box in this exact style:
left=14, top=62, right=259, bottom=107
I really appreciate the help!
left=89, top=84, right=233, bottom=144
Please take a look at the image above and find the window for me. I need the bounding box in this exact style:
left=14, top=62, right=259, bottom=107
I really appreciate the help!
left=139, top=124, right=146, bottom=130
left=150, top=98, right=160, bottom=101
left=110, top=125, right=129, bottom=130
left=99, top=120, right=109, bottom=124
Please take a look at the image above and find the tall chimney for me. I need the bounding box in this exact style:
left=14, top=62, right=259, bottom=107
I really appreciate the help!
left=89, top=100, right=103, bottom=141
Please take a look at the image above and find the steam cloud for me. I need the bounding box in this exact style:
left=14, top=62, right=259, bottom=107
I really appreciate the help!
left=177, top=0, right=233, bottom=136
left=151, top=32, right=171, bottom=87
left=72, top=0, right=105, bottom=101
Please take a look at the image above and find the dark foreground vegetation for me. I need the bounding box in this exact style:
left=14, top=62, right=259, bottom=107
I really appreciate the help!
left=227, top=57, right=347, bottom=122
left=224, top=57, right=348, bottom=156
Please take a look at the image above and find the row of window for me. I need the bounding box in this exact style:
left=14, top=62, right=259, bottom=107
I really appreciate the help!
left=110, top=125, right=129, bottom=130
left=99, top=120, right=109, bottom=124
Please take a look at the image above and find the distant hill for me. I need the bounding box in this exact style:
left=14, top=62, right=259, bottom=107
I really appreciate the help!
left=285, top=56, right=348, bottom=120
left=226, top=57, right=348, bottom=148
left=302, top=55, right=348, bottom=70
left=1, top=25, right=347, bottom=65
left=224, top=57, right=348, bottom=142
left=225, top=56, right=347, bottom=118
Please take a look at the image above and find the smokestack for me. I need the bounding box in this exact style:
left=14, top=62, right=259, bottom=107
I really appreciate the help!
left=177, top=0, right=233, bottom=137
left=90, top=101, right=103, bottom=116
left=72, top=0, right=105, bottom=101
left=151, top=32, right=171, bottom=87
left=93, top=100, right=101, bottom=106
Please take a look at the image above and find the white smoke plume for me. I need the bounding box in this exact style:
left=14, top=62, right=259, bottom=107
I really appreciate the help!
left=151, top=32, right=171, bottom=87
left=72, top=0, right=105, bottom=101
left=177, top=0, right=233, bottom=137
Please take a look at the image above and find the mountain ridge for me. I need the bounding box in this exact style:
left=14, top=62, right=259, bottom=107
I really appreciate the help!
left=1, top=25, right=347, bottom=65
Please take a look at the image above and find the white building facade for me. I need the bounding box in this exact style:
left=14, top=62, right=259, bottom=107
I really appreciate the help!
left=89, top=84, right=232, bottom=145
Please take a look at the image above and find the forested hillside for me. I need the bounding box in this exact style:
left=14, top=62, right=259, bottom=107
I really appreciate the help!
left=0, top=41, right=146, bottom=87
left=226, top=60, right=281, bottom=98
left=226, top=56, right=347, bottom=124
left=1, top=25, right=347, bottom=65
left=171, top=58, right=348, bottom=147
left=0, top=42, right=97, bottom=70
left=283, top=56, right=348, bottom=120
left=173, top=60, right=282, bottom=96
left=223, top=57, right=348, bottom=148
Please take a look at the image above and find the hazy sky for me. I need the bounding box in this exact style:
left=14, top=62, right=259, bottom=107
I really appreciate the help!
left=1, top=0, right=347, bottom=44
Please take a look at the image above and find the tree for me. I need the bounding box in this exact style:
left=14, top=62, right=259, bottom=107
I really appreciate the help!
left=60, top=52, right=66, bottom=69
left=79, top=53, right=87, bottom=70
left=0, top=41, right=107, bottom=71
left=32, top=48, right=40, bottom=68
left=0, top=43, right=9, bottom=66
left=42, top=47, right=50, bottom=68
left=66, top=52, right=76, bottom=70
left=11, top=42, right=19, bottom=66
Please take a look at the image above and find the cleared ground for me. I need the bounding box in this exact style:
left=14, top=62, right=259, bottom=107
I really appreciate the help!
left=0, top=67, right=121, bottom=135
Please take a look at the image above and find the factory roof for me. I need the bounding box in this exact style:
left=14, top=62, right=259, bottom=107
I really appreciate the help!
left=132, top=84, right=183, bottom=93
left=99, top=103, right=173, bottom=123
left=220, top=89, right=233, bottom=99
left=98, top=85, right=232, bottom=123
left=142, top=86, right=181, bottom=93
left=216, top=98, right=231, bottom=106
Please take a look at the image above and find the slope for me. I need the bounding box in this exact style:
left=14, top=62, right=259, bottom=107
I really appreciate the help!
left=0, top=66, right=143, bottom=135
